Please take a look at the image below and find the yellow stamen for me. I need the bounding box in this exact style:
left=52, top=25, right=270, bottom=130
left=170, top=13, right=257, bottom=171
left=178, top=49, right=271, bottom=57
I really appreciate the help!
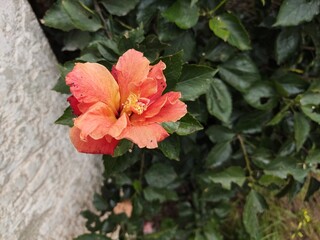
left=122, top=93, right=149, bottom=115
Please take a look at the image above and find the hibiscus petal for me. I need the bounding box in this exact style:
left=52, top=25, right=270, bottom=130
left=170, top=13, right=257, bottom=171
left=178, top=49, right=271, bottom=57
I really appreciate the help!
left=70, top=127, right=119, bottom=155
left=74, top=102, right=127, bottom=141
left=66, top=63, right=120, bottom=114
left=67, top=95, right=82, bottom=116
left=113, top=49, right=150, bottom=104
left=118, top=123, right=169, bottom=149
left=133, top=92, right=187, bottom=124
left=148, top=61, right=167, bottom=100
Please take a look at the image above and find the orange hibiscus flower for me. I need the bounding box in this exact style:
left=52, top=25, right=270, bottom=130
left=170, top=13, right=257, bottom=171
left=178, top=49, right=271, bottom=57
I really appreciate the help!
left=66, top=49, right=187, bottom=155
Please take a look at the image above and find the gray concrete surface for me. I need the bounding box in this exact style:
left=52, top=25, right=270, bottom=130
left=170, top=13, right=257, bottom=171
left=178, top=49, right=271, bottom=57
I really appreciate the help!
left=0, top=1, right=103, bottom=239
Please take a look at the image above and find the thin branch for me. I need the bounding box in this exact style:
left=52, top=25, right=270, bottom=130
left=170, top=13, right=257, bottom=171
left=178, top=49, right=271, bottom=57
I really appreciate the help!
left=209, top=0, right=228, bottom=15
left=237, top=134, right=254, bottom=181
left=93, top=0, right=112, bottom=39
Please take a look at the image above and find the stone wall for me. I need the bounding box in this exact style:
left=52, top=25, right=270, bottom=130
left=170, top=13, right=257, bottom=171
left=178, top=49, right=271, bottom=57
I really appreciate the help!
left=0, top=1, right=103, bottom=239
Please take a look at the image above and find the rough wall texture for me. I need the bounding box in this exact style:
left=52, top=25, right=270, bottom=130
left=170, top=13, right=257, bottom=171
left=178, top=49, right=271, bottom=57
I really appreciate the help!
left=0, top=1, right=103, bottom=239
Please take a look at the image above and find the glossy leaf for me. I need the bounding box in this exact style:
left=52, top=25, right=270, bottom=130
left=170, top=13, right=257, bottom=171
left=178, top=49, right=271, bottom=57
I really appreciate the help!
left=272, top=71, right=307, bottom=97
left=206, top=79, right=232, bottom=123
left=218, top=54, right=261, bottom=93
left=165, top=31, right=196, bottom=61
left=300, top=93, right=320, bottom=124
left=206, top=125, right=235, bottom=143
left=274, top=0, right=320, bottom=27
left=144, top=187, right=178, bottom=203
left=243, top=190, right=267, bottom=240
left=113, top=139, right=132, bottom=157
left=209, top=13, right=251, bottom=51
left=53, top=62, right=75, bottom=94
left=264, top=157, right=308, bottom=183
left=244, top=81, right=278, bottom=110
left=62, top=0, right=102, bottom=32
left=162, top=0, right=199, bottom=29
left=304, top=177, right=320, bottom=201
left=294, top=112, right=310, bottom=151
left=158, top=135, right=180, bottom=161
left=159, top=51, right=184, bottom=91
left=175, top=65, right=218, bottom=101
left=275, top=28, right=300, bottom=64
left=100, top=0, right=139, bottom=16
left=267, top=103, right=291, bottom=126
left=206, top=141, right=232, bottom=168
left=145, top=163, right=177, bottom=188
left=306, top=149, right=320, bottom=164
left=55, top=107, right=74, bottom=127
left=162, top=113, right=203, bottom=135
left=103, top=151, right=139, bottom=176
left=203, top=166, right=246, bottom=189
left=43, top=0, right=74, bottom=31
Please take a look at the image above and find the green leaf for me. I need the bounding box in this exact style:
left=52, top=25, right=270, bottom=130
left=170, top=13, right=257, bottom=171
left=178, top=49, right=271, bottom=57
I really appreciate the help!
left=175, top=65, right=218, bottom=101
left=274, top=0, right=320, bottom=27
left=53, top=62, right=74, bottom=94
left=162, top=0, right=199, bottom=29
left=206, top=141, right=232, bottom=168
left=203, top=166, right=246, bottom=189
left=244, top=81, right=278, bottom=110
left=205, top=125, right=235, bottom=143
left=118, top=25, right=145, bottom=53
left=267, top=103, right=291, bottom=126
left=162, top=113, right=203, bottom=135
left=43, top=0, right=74, bottom=31
left=300, top=93, right=320, bottom=124
left=137, top=0, right=160, bottom=28
left=93, top=193, right=108, bottom=211
left=264, top=157, right=308, bottom=183
left=143, top=227, right=177, bottom=240
left=203, top=219, right=223, bottom=240
left=143, top=187, right=178, bottom=203
left=218, top=54, right=260, bottom=93
left=158, top=135, right=180, bottom=161
left=74, top=233, right=111, bottom=240
left=145, top=163, right=177, bottom=188
left=157, top=17, right=183, bottom=42
left=306, top=149, right=320, bottom=164
left=304, top=177, right=320, bottom=201
left=209, top=13, right=251, bottom=51
left=62, top=0, right=102, bottom=32
left=294, top=112, right=310, bottom=151
left=137, top=35, right=169, bottom=62
left=62, top=30, right=91, bottom=51
left=103, top=151, right=139, bottom=176
left=158, top=51, right=184, bottom=91
left=206, top=79, right=232, bottom=123
left=113, top=139, right=132, bottom=157
left=243, top=190, right=267, bottom=240
left=205, top=42, right=237, bottom=63
left=272, top=71, right=307, bottom=97
left=235, top=111, right=271, bottom=134
left=164, top=31, right=196, bottom=61
left=275, top=28, right=300, bottom=64
left=55, top=107, right=74, bottom=127
left=100, top=0, right=139, bottom=16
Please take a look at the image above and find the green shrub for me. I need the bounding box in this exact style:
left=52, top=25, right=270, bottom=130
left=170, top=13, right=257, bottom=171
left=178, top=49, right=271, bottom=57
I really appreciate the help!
left=44, top=0, right=320, bottom=239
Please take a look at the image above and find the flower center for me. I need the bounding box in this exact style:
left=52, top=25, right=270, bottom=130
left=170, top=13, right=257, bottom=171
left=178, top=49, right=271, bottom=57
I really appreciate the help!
left=121, top=93, right=149, bottom=116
